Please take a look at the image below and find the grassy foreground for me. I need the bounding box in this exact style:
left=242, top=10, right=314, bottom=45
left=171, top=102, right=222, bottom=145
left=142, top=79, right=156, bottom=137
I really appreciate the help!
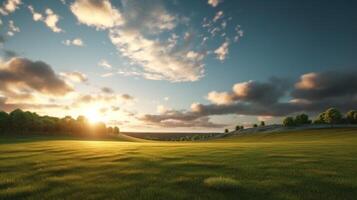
left=1, top=128, right=357, bottom=200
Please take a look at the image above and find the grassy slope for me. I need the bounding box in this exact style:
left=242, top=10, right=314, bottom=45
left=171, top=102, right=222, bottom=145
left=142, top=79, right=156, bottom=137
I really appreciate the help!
left=1, top=128, right=357, bottom=200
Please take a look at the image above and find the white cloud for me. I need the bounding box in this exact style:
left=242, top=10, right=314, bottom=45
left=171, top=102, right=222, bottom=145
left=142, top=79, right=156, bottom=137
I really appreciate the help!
left=70, top=0, right=124, bottom=29
left=62, top=38, right=84, bottom=46
left=109, top=29, right=205, bottom=82
left=157, top=105, right=169, bottom=114
left=207, top=91, right=235, bottom=105
left=69, top=0, right=214, bottom=82
left=214, top=40, right=229, bottom=61
left=234, top=25, right=244, bottom=43
left=213, top=11, right=224, bottom=22
left=0, top=0, right=21, bottom=15
left=7, top=20, right=20, bottom=36
left=98, top=59, right=112, bottom=69
left=28, top=6, right=63, bottom=33
left=60, top=71, right=88, bottom=83
left=164, top=97, right=169, bottom=101
left=208, top=0, right=222, bottom=7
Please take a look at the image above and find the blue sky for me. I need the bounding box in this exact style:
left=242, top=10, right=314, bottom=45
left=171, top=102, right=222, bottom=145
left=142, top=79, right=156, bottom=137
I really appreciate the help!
left=0, top=0, right=357, bottom=132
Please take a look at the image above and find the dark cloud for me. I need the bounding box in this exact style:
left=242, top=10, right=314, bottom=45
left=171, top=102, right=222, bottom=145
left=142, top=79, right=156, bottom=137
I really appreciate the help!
left=291, top=70, right=357, bottom=101
left=101, top=87, right=114, bottom=94
left=140, top=71, right=357, bottom=128
left=0, top=58, right=73, bottom=97
left=232, top=77, right=290, bottom=104
left=0, top=96, right=62, bottom=112
left=122, top=94, right=134, bottom=100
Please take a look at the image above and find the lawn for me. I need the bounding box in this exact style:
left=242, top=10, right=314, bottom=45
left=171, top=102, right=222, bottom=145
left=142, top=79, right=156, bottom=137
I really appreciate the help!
left=1, top=128, right=357, bottom=200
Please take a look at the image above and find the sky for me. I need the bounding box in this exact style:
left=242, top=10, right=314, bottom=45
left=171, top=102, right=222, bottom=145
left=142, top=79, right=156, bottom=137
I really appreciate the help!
left=0, top=0, right=357, bottom=132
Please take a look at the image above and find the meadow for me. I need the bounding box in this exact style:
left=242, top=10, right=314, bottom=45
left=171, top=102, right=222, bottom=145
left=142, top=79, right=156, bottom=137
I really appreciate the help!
left=1, top=128, right=357, bottom=200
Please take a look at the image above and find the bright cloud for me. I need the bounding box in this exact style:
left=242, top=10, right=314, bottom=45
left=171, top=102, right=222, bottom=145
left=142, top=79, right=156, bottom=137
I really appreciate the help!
left=214, top=40, right=229, bottom=61
left=208, top=0, right=222, bottom=7
left=7, top=20, right=20, bottom=36
left=70, top=0, right=124, bottom=29
left=62, top=38, right=84, bottom=46
left=0, top=0, right=21, bottom=15
left=28, top=6, right=63, bottom=33
left=98, top=59, right=112, bottom=69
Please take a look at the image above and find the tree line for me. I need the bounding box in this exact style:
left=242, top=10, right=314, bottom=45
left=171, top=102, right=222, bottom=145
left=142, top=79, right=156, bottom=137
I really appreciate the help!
left=0, top=109, right=120, bottom=137
left=283, top=108, right=357, bottom=127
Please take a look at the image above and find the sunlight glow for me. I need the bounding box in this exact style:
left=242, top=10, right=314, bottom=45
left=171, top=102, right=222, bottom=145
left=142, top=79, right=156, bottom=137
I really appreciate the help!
left=84, top=109, right=102, bottom=123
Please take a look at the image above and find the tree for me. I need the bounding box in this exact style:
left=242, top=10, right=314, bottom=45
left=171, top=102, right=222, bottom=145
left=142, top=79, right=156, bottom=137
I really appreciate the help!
left=113, top=126, right=120, bottom=135
left=253, top=124, right=258, bottom=128
left=240, top=126, right=244, bottom=130
left=294, top=113, right=311, bottom=125
left=235, top=125, right=241, bottom=131
left=346, top=110, right=357, bottom=124
left=283, top=117, right=295, bottom=127
left=0, top=111, right=9, bottom=133
left=314, top=112, right=326, bottom=124
left=324, top=108, right=342, bottom=125
left=260, top=121, right=265, bottom=126
left=224, top=129, right=229, bottom=133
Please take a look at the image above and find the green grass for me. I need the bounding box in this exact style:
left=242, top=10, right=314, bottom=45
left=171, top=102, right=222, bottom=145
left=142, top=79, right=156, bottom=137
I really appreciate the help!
left=1, top=128, right=357, bottom=199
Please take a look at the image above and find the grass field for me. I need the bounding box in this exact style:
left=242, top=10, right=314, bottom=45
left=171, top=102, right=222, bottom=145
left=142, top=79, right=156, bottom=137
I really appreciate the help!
left=1, top=128, right=357, bottom=200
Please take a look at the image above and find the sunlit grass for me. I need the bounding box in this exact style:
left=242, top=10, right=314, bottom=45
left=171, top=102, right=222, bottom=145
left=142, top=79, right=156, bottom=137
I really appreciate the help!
left=204, top=177, right=240, bottom=190
left=1, top=128, right=357, bottom=199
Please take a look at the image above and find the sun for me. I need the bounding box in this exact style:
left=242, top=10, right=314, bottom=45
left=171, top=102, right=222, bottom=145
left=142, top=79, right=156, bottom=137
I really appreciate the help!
left=84, top=109, right=101, bottom=123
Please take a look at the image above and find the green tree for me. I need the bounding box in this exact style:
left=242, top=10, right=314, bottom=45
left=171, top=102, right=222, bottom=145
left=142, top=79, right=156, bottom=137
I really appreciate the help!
left=260, top=121, right=265, bottom=126
left=113, top=126, right=120, bottom=135
left=283, top=117, right=295, bottom=127
left=0, top=111, right=9, bottom=133
left=294, top=113, right=311, bottom=125
left=324, top=108, right=342, bottom=125
left=224, top=129, right=229, bottom=133
left=253, top=124, right=258, bottom=128
left=235, top=125, right=240, bottom=131
left=346, top=110, right=357, bottom=124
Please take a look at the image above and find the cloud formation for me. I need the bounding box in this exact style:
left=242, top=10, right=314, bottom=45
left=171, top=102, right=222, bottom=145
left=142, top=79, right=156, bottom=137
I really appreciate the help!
left=292, top=71, right=357, bottom=101
left=60, top=71, right=88, bottom=83
left=139, top=70, right=357, bottom=128
left=214, top=40, right=229, bottom=61
left=70, top=0, right=124, bottom=29
left=62, top=38, right=84, bottom=46
left=208, top=0, right=222, bottom=7
left=28, top=6, right=63, bottom=33
left=0, top=57, right=73, bottom=102
left=0, top=0, right=21, bottom=15
left=98, top=59, right=112, bottom=69
left=7, top=20, right=20, bottom=36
